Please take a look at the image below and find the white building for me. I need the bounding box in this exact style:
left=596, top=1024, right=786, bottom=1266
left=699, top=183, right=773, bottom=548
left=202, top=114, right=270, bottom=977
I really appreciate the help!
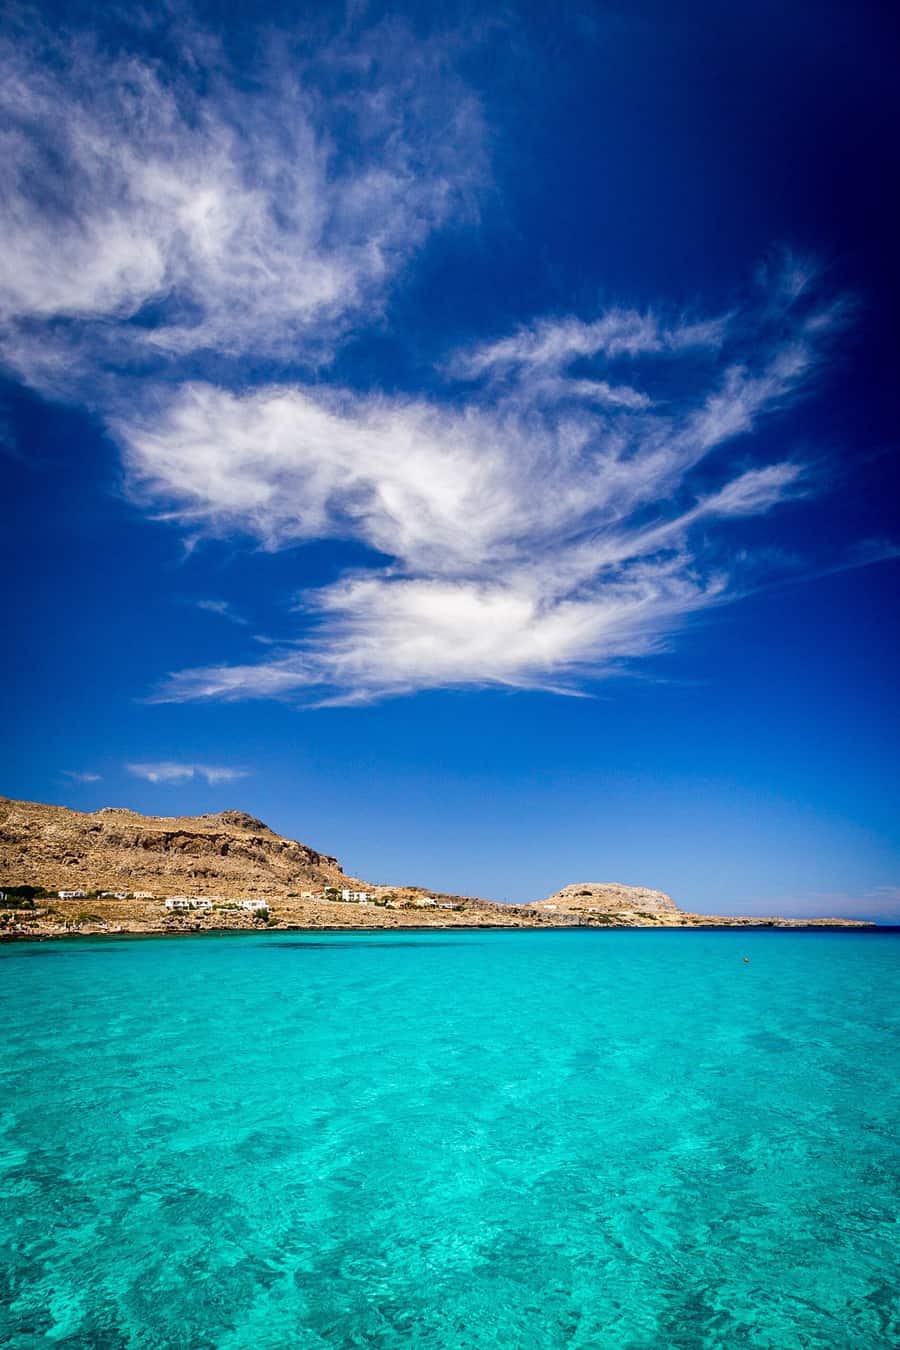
left=416, top=897, right=438, bottom=907
left=58, top=889, right=87, bottom=899
left=100, top=891, right=128, bottom=899
left=340, top=889, right=373, bottom=903
left=164, top=897, right=213, bottom=912
left=239, top=899, right=269, bottom=912
left=133, top=891, right=155, bottom=899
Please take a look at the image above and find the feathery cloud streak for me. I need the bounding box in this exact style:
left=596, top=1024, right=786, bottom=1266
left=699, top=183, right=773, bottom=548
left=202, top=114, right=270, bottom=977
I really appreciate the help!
left=0, top=15, right=862, bottom=706
left=116, top=259, right=847, bottom=704
left=195, top=599, right=249, bottom=626
left=127, top=762, right=249, bottom=785
left=0, top=17, right=484, bottom=388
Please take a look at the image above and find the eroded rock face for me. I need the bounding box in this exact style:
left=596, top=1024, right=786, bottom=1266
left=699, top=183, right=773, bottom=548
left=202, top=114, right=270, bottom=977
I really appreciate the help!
left=0, top=797, right=347, bottom=896
left=532, top=882, right=681, bottom=915
left=210, top=810, right=271, bottom=833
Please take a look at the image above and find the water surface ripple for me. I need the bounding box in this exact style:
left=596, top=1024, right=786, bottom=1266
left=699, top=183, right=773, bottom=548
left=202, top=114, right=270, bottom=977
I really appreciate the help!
left=2, top=928, right=898, bottom=1348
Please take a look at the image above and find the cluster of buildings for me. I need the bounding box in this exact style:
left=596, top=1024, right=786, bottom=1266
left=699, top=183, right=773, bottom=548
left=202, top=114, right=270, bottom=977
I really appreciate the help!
left=52, top=890, right=269, bottom=912
left=327, top=890, right=456, bottom=908
left=164, top=897, right=213, bottom=913
left=164, top=897, right=269, bottom=913
left=50, top=885, right=461, bottom=913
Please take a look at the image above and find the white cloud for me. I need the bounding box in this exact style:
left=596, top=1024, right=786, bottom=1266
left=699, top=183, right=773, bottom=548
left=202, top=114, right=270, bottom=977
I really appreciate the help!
left=697, top=463, right=806, bottom=517
left=63, top=770, right=102, bottom=784
left=111, top=256, right=852, bottom=704
left=195, top=599, right=248, bottom=625
left=450, top=308, right=729, bottom=380
left=127, top=762, right=249, bottom=785
left=119, top=381, right=604, bottom=573
left=0, top=13, right=864, bottom=712
left=0, top=17, right=484, bottom=388
left=160, top=565, right=728, bottom=705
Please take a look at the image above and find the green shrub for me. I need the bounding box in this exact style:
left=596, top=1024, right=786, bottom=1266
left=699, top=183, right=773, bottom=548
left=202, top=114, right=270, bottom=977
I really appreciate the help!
left=0, top=884, right=46, bottom=904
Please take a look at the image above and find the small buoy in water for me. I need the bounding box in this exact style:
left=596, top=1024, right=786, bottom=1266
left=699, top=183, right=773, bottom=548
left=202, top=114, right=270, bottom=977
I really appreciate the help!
left=742, top=956, right=750, bottom=964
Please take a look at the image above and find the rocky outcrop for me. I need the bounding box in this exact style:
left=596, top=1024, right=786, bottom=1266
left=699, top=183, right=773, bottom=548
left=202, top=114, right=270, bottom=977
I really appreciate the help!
left=531, top=882, right=681, bottom=918
left=0, top=797, right=347, bottom=896
left=529, top=880, right=872, bottom=929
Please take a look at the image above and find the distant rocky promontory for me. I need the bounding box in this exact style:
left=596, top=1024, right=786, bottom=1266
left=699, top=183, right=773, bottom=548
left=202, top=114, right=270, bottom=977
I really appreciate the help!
left=532, top=882, right=681, bottom=921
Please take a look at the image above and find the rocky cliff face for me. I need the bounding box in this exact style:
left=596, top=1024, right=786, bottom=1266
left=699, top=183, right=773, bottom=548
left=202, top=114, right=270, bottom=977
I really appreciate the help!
left=531, top=881, right=681, bottom=917
left=0, top=797, right=349, bottom=896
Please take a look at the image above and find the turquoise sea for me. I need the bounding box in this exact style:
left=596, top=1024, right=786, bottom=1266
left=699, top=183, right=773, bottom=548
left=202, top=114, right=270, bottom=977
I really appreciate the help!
left=1, top=928, right=898, bottom=1349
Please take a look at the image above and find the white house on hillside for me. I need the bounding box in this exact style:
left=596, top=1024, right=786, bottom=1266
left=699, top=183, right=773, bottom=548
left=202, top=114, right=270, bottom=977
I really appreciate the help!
left=340, top=889, right=373, bottom=903
left=58, top=889, right=86, bottom=899
left=164, top=897, right=213, bottom=912
left=239, top=899, right=269, bottom=911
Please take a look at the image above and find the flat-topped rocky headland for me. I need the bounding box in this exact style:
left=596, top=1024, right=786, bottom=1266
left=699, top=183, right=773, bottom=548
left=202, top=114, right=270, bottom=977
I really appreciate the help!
left=0, top=796, right=874, bottom=939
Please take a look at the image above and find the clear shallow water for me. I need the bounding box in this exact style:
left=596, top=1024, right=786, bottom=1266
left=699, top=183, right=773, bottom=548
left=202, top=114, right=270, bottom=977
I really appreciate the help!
left=1, top=928, right=898, bottom=1349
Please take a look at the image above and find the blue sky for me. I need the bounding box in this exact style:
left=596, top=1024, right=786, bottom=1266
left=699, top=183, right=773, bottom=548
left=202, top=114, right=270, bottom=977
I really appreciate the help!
left=2, top=0, right=898, bottom=919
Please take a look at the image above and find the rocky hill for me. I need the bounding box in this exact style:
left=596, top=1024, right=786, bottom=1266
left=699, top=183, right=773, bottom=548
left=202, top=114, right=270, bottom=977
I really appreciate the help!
left=532, top=882, right=680, bottom=919
left=0, top=797, right=350, bottom=896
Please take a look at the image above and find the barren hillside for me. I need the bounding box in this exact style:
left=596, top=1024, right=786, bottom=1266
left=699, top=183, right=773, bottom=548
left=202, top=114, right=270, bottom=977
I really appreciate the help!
left=0, top=797, right=350, bottom=896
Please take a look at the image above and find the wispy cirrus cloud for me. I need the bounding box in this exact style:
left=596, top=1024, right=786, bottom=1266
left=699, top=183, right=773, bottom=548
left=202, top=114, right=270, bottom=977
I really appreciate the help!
left=112, top=255, right=854, bottom=705
left=63, top=770, right=102, bottom=784
left=127, top=762, right=249, bottom=785
left=195, top=599, right=248, bottom=626
left=0, top=13, right=484, bottom=391
left=449, top=308, right=730, bottom=379
left=0, top=12, right=879, bottom=710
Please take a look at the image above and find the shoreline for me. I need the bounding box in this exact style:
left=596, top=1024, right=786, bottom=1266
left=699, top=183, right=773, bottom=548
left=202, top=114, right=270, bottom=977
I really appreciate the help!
left=2, top=799, right=879, bottom=939
left=1, top=918, right=880, bottom=944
